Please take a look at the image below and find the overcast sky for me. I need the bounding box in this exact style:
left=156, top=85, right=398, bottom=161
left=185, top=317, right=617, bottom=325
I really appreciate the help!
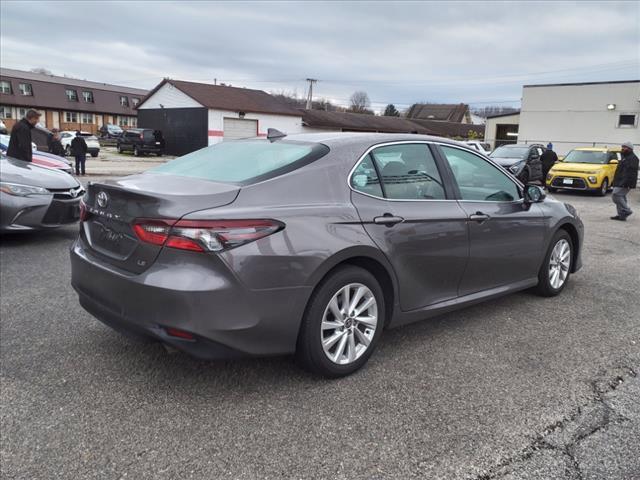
left=1, top=1, right=638, bottom=112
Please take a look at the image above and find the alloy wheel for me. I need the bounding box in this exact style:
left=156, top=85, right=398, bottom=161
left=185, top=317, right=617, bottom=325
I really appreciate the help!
left=548, top=239, right=571, bottom=289
left=321, top=283, right=378, bottom=365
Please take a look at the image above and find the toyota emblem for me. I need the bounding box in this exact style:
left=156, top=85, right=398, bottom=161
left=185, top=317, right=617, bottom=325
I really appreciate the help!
left=96, top=191, right=109, bottom=208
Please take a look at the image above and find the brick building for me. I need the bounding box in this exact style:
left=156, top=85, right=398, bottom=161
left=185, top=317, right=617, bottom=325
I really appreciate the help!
left=0, top=68, right=147, bottom=134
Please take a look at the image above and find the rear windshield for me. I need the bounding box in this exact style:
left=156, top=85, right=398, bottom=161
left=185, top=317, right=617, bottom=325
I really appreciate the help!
left=149, top=140, right=329, bottom=185
left=143, top=130, right=155, bottom=141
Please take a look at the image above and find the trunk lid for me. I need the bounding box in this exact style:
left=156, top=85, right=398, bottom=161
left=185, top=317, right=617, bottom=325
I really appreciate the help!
left=82, top=173, right=239, bottom=274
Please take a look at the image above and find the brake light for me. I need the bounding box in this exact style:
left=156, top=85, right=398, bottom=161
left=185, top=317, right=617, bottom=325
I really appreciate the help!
left=79, top=200, right=89, bottom=222
left=139, top=133, right=144, bottom=140
left=133, top=219, right=284, bottom=252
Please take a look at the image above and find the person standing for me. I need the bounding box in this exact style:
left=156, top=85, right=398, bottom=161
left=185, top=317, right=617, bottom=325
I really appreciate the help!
left=611, top=142, right=638, bottom=221
left=48, top=130, right=65, bottom=157
left=6, top=109, right=40, bottom=162
left=71, top=130, right=88, bottom=176
left=540, top=143, right=558, bottom=184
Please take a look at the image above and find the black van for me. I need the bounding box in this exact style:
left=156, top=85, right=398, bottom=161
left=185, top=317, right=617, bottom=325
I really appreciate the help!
left=117, top=129, right=165, bottom=156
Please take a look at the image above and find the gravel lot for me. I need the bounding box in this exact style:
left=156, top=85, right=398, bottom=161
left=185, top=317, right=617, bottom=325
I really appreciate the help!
left=1, top=185, right=639, bottom=480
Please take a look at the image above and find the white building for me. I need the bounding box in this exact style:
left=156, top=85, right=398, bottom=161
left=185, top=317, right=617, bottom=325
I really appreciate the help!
left=136, top=79, right=303, bottom=155
left=484, top=111, right=521, bottom=150
left=518, top=80, right=639, bottom=155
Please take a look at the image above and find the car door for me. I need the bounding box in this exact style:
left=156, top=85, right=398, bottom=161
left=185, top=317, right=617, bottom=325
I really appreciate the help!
left=437, top=145, right=546, bottom=296
left=350, top=142, right=469, bottom=311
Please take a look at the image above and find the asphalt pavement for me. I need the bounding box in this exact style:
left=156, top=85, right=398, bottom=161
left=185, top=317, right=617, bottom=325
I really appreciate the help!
left=1, top=186, right=639, bottom=480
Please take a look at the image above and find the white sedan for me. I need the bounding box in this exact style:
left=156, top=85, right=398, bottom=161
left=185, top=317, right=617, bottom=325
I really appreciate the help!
left=59, top=131, right=100, bottom=157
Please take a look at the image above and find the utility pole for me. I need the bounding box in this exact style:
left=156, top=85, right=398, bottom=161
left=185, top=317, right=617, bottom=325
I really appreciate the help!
left=305, top=78, right=318, bottom=110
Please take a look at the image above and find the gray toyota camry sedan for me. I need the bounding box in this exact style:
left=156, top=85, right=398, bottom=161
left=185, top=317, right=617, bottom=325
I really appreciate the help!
left=71, top=133, right=583, bottom=377
left=1, top=154, right=84, bottom=232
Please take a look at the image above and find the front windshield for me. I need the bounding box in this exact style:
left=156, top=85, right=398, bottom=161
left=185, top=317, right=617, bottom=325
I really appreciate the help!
left=490, top=146, right=528, bottom=159
left=563, top=150, right=607, bottom=164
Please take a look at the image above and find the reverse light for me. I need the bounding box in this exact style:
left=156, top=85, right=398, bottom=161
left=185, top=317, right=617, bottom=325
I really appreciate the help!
left=133, top=218, right=284, bottom=252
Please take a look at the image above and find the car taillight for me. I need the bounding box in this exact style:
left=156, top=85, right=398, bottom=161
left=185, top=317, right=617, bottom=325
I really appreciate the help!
left=140, top=134, right=144, bottom=140
left=79, top=200, right=89, bottom=222
left=133, top=219, right=284, bottom=252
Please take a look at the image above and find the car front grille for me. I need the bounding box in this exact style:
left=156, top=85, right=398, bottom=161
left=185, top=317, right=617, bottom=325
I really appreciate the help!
left=551, top=177, right=587, bottom=189
left=42, top=199, right=81, bottom=225
left=48, top=186, right=85, bottom=200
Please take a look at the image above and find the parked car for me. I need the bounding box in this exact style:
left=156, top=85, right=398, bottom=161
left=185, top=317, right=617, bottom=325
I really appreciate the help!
left=71, top=133, right=583, bottom=377
left=59, top=131, right=100, bottom=157
left=546, top=147, right=621, bottom=196
left=0, top=134, right=73, bottom=174
left=117, top=128, right=164, bottom=156
left=0, top=120, right=7, bottom=135
left=464, top=140, right=491, bottom=155
left=1, top=152, right=84, bottom=232
left=99, top=123, right=124, bottom=139
left=489, top=143, right=545, bottom=183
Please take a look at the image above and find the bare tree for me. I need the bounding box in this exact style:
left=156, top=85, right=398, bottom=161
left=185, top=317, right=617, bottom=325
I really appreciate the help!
left=349, top=91, right=371, bottom=113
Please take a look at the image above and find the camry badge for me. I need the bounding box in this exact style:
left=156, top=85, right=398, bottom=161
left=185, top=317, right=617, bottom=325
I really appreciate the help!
left=96, top=191, right=109, bottom=208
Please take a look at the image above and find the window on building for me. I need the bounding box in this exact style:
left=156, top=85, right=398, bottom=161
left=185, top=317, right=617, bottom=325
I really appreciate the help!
left=0, top=106, right=13, bottom=119
left=18, top=108, right=29, bottom=118
left=120, top=96, right=129, bottom=107
left=131, top=98, right=140, bottom=107
left=81, top=113, right=94, bottom=124
left=82, top=91, right=94, bottom=103
left=129, top=116, right=137, bottom=127
left=0, top=81, right=12, bottom=94
left=618, top=114, right=638, bottom=128
left=66, top=89, right=78, bottom=101
left=65, top=111, right=78, bottom=123
left=19, top=83, right=33, bottom=96
left=117, top=115, right=129, bottom=127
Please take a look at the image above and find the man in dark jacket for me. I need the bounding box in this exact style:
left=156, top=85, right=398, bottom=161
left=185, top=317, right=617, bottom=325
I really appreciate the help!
left=540, top=144, right=558, bottom=184
left=48, top=130, right=65, bottom=157
left=6, top=109, right=40, bottom=162
left=71, top=131, right=88, bottom=176
left=611, top=142, right=639, bottom=221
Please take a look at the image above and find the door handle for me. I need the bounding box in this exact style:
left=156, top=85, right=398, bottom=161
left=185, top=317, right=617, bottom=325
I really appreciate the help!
left=469, top=212, right=490, bottom=223
left=373, top=214, right=405, bottom=226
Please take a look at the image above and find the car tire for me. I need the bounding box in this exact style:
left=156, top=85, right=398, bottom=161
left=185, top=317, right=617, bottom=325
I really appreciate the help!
left=91, top=152, right=98, bottom=158
left=548, top=187, right=557, bottom=193
left=535, top=230, right=573, bottom=297
left=134, top=146, right=140, bottom=157
left=296, top=265, right=385, bottom=378
left=597, top=178, right=608, bottom=197
left=117, top=144, right=123, bottom=154
left=157, top=152, right=163, bottom=157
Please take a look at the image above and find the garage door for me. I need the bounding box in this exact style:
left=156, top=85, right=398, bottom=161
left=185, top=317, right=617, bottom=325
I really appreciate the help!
left=223, top=118, right=258, bottom=140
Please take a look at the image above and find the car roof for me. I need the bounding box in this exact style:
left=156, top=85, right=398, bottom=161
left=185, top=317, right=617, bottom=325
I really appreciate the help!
left=283, top=132, right=474, bottom=150
left=573, top=146, right=621, bottom=152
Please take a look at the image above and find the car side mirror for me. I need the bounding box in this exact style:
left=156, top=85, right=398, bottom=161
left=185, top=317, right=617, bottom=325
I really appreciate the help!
left=523, top=184, right=546, bottom=204
left=609, top=159, right=619, bottom=164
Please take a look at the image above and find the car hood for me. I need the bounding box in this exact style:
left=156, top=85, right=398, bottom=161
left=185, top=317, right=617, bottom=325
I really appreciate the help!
left=1, top=156, right=80, bottom=189
left=550, top=162, right=608, bottom=173
left=33, top=151, right=72, bottom=168
left=490, top=157, right=524, bottom=167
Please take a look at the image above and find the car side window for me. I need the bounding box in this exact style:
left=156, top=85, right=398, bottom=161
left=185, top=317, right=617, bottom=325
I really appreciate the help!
left=369, top=144, right=446, bottom=200
left=440, top=146, right=521, bottom=202
left=350, top=153, right=383, bottom=197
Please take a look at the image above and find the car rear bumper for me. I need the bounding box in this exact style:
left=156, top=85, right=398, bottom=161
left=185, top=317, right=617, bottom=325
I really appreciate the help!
left=87, top=147, right=100, bottom=155
left=70, top=238, right=311, bottom=359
